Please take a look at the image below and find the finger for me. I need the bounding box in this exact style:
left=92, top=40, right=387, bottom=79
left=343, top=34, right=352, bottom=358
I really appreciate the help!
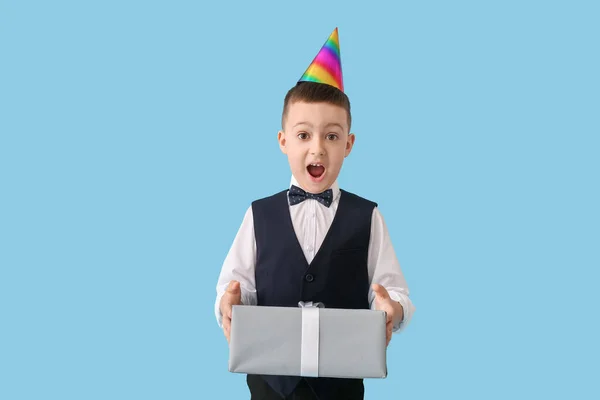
left=226, top=280, right=241, bottom=295
left=219, top=293, right=233, bottom=318
left=224, top=320, right=232, bottom=341
left=221, top=302, right=232, bottom=320
left=372, top=284, right=389, bottom=300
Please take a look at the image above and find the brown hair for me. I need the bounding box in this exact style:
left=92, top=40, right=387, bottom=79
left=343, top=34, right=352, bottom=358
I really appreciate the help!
left=281, top=82, right=352, bottom=131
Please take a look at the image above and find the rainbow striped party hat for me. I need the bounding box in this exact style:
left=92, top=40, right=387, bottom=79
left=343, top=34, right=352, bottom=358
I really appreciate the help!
left=298, top=28, right=344, bottom=92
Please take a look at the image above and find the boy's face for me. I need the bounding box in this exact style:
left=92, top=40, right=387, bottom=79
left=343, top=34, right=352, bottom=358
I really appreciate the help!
left=278, top=101, right=354, bottom=194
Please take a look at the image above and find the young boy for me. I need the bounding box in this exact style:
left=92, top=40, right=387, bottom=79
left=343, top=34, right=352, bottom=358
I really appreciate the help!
left=214, top=28, right=415, bottom=400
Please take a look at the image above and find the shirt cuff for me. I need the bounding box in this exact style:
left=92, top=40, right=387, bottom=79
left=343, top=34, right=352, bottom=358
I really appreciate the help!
left=387, top=290, right=415, bottom=333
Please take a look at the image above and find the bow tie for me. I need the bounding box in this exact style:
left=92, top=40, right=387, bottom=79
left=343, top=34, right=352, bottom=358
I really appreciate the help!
left=288, top=185, right=333, bottom=207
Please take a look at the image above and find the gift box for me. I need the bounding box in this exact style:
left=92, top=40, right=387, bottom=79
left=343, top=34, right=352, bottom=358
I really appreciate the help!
left=228, top=302, right=388, bottom=379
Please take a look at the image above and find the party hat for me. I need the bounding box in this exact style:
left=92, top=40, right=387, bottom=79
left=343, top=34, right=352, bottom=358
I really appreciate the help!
left=298, top=28, right=344, bottom=92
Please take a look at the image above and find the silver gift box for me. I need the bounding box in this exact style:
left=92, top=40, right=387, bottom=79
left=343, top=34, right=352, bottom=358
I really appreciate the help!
left=228, top=302, right=388, bottom=379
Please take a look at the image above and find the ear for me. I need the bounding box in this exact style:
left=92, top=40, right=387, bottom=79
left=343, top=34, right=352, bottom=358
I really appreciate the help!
left=345, top=133, right=356, bottom=157
left=278, top=130, right=287, bottom=154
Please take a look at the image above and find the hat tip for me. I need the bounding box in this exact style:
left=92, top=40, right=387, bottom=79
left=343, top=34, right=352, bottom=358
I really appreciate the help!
left=296, top=27, right=345, bottom=92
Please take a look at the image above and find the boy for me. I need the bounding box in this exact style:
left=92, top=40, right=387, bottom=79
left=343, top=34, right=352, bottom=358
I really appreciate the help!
left=215, top=28, right=415, bottom=400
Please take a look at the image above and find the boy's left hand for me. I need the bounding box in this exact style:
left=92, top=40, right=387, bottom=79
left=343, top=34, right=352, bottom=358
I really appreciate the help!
left=372, top=284, right=404, bottom=347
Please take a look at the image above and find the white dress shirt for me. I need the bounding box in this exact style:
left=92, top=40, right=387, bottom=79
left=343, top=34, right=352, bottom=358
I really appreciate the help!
left=215, top=176, right=415, bottom=333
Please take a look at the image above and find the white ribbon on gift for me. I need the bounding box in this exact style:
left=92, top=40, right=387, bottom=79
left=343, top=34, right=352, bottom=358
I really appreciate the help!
left=298, top=301, right=325, bottom=377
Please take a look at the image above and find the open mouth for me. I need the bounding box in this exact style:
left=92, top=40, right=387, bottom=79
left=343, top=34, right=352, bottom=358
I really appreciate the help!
left=307, top=163, right=325, bottom=180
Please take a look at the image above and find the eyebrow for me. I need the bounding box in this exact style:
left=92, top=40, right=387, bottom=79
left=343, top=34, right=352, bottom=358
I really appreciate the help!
left=324, top=122, right=344, bottom=130
left=293, top=121, right=344, bottom=130
left=293, top=121, right=312, bottom=128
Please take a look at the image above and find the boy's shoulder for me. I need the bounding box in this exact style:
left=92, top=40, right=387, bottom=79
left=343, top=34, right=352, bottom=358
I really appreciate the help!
left=250, top=189, right=288, bottom=208
left=339, top=188, right=379, bottom=209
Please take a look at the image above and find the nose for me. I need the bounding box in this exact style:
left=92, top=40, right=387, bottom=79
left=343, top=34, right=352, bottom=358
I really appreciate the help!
left=310, top=136, right=325, bottom=156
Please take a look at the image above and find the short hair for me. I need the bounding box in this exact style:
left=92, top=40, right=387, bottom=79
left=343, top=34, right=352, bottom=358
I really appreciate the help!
left=281, top=82, right=352, bottom=131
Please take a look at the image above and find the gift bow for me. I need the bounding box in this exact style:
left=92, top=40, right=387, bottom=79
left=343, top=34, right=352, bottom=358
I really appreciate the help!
left=298, top=301, right=325, bottom=377
left=298, top=301, right=325, bottom=309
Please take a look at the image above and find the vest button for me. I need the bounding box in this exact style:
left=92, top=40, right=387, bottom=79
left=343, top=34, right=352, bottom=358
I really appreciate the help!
left=305, top=273, right=314, bottom=282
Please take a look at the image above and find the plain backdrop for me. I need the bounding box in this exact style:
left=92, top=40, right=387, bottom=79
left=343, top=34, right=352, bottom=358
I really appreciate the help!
left=1, top=1, right=598, bottom=399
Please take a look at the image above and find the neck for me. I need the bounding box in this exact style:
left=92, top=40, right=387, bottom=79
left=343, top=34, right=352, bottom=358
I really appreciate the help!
left=289, top=175, right=340, bottom=197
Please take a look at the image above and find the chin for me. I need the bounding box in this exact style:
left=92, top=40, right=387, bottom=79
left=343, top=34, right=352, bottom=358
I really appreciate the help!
left=302, top=175, right=333, bottom=193
left=294, top=163, right=339, bottom=193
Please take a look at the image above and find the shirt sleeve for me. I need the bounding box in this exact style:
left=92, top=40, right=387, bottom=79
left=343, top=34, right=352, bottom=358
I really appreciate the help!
left=368, top=207, right=416, bottom=333
left=214, top=206, right=258, bottom=328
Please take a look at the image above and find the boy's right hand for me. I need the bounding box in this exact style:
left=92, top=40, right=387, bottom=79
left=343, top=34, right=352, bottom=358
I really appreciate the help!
left=220, top=280, right=242, bottom=343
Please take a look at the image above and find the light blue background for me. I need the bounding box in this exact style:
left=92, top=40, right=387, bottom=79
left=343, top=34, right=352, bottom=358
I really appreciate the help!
left=1, top=1, right=598, bottom=399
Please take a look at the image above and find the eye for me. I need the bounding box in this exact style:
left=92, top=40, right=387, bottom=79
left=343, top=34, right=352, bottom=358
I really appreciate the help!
left=326, top=133, right=339, bottom=140
left=297, top=132, right=309, bottom=140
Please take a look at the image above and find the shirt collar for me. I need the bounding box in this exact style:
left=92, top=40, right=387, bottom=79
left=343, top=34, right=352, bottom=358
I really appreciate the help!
left=289, top=175, right=341, bottom=201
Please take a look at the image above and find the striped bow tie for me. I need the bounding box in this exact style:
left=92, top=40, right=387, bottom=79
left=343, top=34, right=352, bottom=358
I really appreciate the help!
left=288, top=185, right=333, bottom=207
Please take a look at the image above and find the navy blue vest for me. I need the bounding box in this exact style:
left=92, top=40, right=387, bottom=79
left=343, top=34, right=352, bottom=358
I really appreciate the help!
left=250, top=188, right=377, bottom=399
